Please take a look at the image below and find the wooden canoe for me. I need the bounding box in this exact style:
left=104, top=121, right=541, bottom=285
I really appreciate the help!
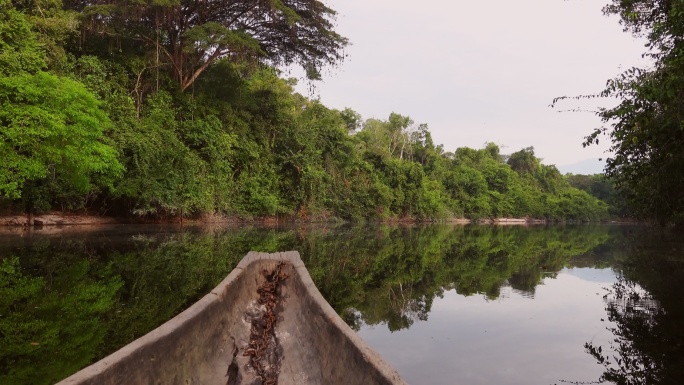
left=56, top=251, right=408, bottom=385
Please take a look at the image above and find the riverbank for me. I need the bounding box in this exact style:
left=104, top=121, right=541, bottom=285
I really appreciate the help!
left=0, top=212, right=561, bottom=228
left=0, top=213, right=120, bottom=227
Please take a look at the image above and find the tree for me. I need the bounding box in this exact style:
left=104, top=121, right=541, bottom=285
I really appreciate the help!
left=0, top=0, right=46, bottom=76
left=67, top=0, right=349, bottom=91
left=387, top=112, right=414, bottom=160
left=10, top=0, right=79, bottom=70
left=507, top=147, right=539, bottom=175
left=340, top=107, right=362, bottom=133
left=536, top=164, right=562, bottom=194
left=0, top=72, right=123, bottom=211
left=0, top=2, right=122, bottom=213
left=554, top=1, right=684, bottom=225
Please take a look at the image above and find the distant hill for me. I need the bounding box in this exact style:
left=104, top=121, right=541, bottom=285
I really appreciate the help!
left=556, top=158, right=606, bottom=175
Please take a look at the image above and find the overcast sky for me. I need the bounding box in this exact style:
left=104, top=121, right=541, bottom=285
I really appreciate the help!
left=292, top=0, right=649, bottom=172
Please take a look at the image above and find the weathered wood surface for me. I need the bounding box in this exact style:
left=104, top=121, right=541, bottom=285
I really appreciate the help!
left=57, top=251, right=408, bottom=385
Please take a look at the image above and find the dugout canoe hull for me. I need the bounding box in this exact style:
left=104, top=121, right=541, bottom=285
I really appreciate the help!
left=56, top=251, right=407, bottom=385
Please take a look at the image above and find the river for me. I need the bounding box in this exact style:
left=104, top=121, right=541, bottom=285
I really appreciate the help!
left=1, top=224, right=682, bottom=384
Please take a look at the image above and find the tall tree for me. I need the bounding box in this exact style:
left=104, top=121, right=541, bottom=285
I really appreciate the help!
left=554, top=1, right=684, bottom=225
left=66, top=0, right=348, bottom=91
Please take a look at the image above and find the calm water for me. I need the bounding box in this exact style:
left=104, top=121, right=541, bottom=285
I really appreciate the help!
left=1, top=224, right=683, bottom=384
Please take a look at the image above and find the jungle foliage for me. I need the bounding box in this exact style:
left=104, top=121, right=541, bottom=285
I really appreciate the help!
left=566, top=173, right=631, bottom=218
left=0, top=0, right=609, bottom=221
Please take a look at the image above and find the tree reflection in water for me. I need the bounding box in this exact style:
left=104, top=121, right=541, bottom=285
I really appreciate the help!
left=0, top=224, right=639, bottom=384
left=315, top=224, right=612, bottom=332
left=581, top=231, right=684, bottom=385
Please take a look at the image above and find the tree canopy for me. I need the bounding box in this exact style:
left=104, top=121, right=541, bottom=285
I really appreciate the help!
left=0, top=0, right=46, bottom=76
left=0, top=2, right=122, bottom=211
left=0, top=72, right=123, bottom=203
left=66, top=0, right=348, bottom=91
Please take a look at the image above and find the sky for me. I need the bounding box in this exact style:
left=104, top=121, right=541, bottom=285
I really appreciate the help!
left=291, top=0, right=649, bottom=173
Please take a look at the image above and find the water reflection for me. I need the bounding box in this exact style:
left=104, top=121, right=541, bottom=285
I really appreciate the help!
left=1, top=224, right=681, bottom=384
left=359, top=270, right=617, bottom=385
left=318, top=225, right=613, bottom=332
left=581, top=230, right=684, bottom=385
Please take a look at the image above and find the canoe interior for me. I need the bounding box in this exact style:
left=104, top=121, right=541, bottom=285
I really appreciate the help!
left=57, top=251, right=407, bottom=385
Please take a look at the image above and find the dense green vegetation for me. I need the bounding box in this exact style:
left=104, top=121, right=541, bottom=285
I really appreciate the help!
left=0, top=224, right=615, bottom=384
left=0, top=0, right=609, bottom=221
left=566, top=173, right=631, bottom=218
